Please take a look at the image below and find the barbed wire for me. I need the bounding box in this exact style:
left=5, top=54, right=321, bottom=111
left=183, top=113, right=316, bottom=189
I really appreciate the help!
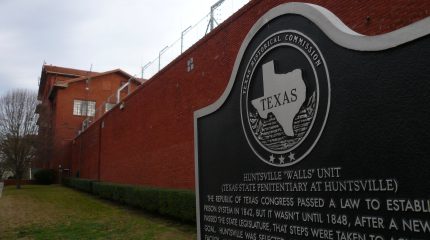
left=142, top=0, right=248, bottom=79
left=79, top=0, right=248, bottom=134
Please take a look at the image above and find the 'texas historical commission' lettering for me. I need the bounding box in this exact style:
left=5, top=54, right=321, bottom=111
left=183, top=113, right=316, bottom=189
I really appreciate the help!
left=240, top=30, right=330, bottom=167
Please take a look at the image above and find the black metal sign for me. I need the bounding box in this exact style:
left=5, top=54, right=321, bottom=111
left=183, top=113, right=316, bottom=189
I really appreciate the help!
left=195, top=3, right=430, bottom=240
left=239, top=30, right=330, bottom=167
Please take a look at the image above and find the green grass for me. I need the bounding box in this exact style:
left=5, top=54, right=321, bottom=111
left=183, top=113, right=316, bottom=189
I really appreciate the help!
left=0, top=185, right=196, bottom=240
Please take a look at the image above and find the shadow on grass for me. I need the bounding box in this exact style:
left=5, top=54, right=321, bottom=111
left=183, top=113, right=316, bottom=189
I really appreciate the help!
left=65, top=186, right=197, bottom=233
left=18, top=221, right=111, bottom=240
left=1, top=185, right=196, bottom=240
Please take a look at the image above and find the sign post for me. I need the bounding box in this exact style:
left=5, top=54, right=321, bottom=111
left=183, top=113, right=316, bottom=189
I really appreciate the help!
left=194, top=3, right=430, bottom=240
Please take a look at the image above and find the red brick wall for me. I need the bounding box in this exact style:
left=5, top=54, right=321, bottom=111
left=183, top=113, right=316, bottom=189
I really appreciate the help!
left=49, top=72, right=140, bottom=169
left=70, top=122, right=101, bottom=179
left=70, top=0, right=430, bottom=189
left=3, top=179, right=35, bottom=186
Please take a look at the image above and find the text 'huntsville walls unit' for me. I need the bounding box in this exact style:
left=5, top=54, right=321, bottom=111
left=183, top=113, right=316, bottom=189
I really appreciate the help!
left=195, top=3, right=430, bottom=240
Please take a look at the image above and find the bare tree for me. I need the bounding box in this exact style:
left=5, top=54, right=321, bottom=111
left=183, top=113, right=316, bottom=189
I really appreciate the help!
left=0, top=156, right=6, bottom=180
left=33, top=100, right=53, bottom=169
left=0, top=89, right=38, bottom=188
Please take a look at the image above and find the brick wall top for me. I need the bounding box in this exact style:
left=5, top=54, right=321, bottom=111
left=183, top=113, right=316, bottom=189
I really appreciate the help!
left=71, top=0, right=430, bottom=189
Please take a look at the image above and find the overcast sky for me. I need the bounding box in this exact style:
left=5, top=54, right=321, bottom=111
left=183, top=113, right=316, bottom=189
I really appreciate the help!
left=0, top=0, right=248, bottom=95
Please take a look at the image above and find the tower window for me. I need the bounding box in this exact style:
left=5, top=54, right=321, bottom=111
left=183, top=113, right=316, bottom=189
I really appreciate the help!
left=73, top=100, right=96, bottom=116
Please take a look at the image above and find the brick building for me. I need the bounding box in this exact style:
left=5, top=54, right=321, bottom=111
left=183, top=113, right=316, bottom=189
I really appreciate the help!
left=36, top=65, right=142, bottom=171
left=37, top=0, right=430, bottom=188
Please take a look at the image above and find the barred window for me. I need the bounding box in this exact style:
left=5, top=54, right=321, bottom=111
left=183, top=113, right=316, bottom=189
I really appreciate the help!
left=73, top=100, right=96, bottom=116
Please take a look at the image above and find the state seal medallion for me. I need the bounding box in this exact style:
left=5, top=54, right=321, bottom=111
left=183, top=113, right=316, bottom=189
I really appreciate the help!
left=240, top=30, right=330, bottom=167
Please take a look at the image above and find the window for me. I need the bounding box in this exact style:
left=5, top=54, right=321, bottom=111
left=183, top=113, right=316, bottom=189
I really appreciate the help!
left=187, top=57, right=194, bottom=72
left=105, top=103, right=115, bottom=112
left=73, top=100, right=96, bottom=116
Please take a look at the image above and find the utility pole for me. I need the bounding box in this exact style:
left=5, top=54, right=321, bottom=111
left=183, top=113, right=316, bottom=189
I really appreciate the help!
left=85, top=64, right=92, bottom=91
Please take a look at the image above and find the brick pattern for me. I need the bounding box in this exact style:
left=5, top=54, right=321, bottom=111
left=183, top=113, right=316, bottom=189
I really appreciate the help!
left=52, top=72, right=141, bottom=169
left=37, top=70, right=140, bottom=170
left=69, top=0, right=430, bottom=189
left=3, top=179, right=35, bottom=186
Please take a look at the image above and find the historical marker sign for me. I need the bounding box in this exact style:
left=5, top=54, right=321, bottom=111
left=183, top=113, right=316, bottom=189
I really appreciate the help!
left=239, top=30, right=330, bottom=167
left=195, top=3, right=430, bottom=240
